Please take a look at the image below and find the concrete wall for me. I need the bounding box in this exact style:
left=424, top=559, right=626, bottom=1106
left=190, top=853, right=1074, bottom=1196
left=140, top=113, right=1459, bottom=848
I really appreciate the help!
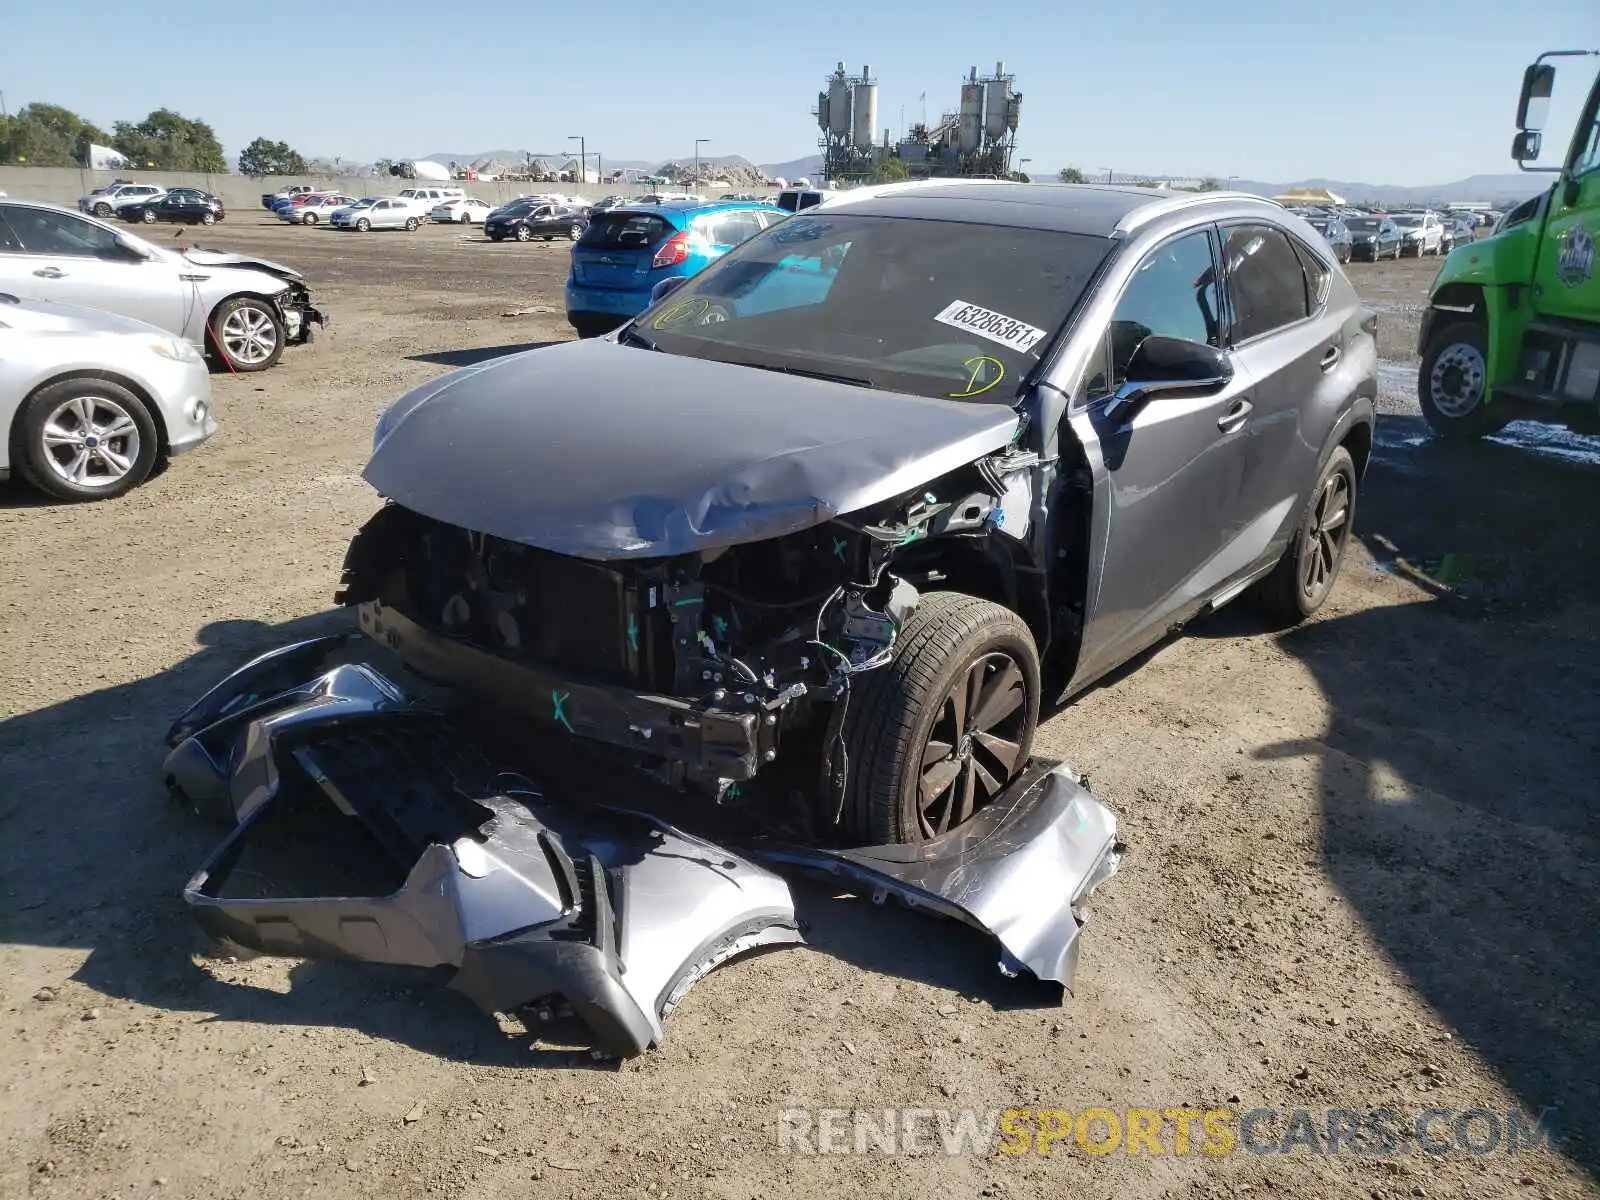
left=0, top=166, right=780, bottom=210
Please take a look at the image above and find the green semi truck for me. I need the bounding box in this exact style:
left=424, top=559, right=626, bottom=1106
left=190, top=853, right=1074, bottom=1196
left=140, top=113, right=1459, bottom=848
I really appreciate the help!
left=1418, top=50, right=1600, bottom=437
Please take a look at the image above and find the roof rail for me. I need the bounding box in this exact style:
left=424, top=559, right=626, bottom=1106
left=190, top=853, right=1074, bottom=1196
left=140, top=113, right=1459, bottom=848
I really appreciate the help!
left=1114, top=190, right=1281, bottom=235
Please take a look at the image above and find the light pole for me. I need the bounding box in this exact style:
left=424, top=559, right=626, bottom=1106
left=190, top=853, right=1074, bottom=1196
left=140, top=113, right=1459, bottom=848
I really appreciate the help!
left=567, top=135, right=586, bottom=185
left=1102, top=167, right=1114, bottom=183
left=1226, top=174, right=1238, bottom=190
left=1019, top=156, right=1032, bottom=180
left=694, top=138, right=710, bottom=191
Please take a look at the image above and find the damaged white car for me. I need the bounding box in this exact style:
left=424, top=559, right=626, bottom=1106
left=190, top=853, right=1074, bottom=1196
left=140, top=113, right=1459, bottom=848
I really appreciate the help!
left=0, top=199, right=326, bottom=372
left=163, top=183, right=1375, bottom=1056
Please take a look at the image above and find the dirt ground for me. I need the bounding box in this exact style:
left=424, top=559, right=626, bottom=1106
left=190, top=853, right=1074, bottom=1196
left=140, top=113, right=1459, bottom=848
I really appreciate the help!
left=3, top=217, right=1599, bottom=1200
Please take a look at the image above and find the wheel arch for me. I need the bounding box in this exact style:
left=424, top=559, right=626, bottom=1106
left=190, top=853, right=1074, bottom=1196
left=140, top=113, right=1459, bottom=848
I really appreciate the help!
left=205, top=289, right=290, bottom=344
left=1418, top=283, right=1486, bottom=355
left=10, top=369, right=170, bottom=459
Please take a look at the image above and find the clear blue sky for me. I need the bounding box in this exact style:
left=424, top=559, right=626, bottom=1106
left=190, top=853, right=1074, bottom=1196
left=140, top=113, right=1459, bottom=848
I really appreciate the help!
left=6, top=0, right=1598, bottom=182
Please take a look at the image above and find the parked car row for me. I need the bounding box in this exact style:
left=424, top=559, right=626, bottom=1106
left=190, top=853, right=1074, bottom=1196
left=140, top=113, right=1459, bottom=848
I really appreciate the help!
left=1299, top=206, right=1477, bottom=264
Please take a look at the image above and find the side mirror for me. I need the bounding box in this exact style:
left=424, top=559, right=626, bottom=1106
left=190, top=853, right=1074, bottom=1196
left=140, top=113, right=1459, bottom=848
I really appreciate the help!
left=650, top=276, right=687, bottom=304
left=1511, top=129, right=1543, bottom=165
left=1103, top=335, right=1232, bottom=422
left=1516, top=63, right=1554, bottom=132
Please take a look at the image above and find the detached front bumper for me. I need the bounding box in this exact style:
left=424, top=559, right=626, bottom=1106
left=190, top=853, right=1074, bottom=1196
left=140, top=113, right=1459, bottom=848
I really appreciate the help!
left=162, top=635, right=1122, bottom=1055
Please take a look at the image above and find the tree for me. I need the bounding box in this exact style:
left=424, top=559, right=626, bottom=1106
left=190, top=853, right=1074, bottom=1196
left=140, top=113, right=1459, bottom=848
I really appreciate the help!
left=872, top=156, right=909, bottom=184
left=238, top=137, right=308, bottom=177
left=111, top=108, right=226, bottom=172
left=0, top=102, right=108, bottom=167
left=1197, top=176, right=1221, bottom=192
left=1057, top=166, right=1086, bottom=184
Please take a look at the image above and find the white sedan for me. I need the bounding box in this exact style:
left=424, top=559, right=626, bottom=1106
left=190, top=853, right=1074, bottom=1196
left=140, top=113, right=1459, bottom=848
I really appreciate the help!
left=432, top=197, right=493, bottom=224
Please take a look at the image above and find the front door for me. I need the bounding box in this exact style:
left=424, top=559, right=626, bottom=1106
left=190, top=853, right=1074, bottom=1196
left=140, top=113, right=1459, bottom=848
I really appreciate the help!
left=1066, top=225, right=1257, bottom=688
left=1534, top=87, right=1600, bottom=325
left=0, top=203, right=185, bottom=334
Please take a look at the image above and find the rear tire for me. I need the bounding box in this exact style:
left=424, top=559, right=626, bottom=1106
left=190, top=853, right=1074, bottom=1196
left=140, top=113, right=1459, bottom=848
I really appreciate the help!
left=16, top=378, right=160, bottom=502
left=142, top=209, right=157, bottom=224
left=1418, top=319, right=1505, bottom=438
left=302, top=212, right=317, bottom=225
left=1252, top=446, right=1357, bottom=627
left=405, top=216, right=420, bottom=231
left=835, top=592, right=1039, bottom=845
left=568, top=223, right=583, bottom=241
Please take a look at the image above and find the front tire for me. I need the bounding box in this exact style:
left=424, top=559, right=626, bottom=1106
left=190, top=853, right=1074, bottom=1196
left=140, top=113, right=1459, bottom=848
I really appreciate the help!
left=93, top=202, right=113, bottom=217
left=211, top=296, right=284, bottom=372
left=201, top=211, right=216, bottom=226
left=1252, top=446, right=1357, bottom=626
left=405, top=216, right=420, bottom=231
left=141, top=209, right=157, bottom=224
left=355, top=217, right=371, bottom=232
left=16, top=378, right=159, bottom=501
left=516, top=226, right=533, bottom=242
left=836, top=592, right=1040, bottom=845
left=302, top=211, right=317, bottom=225
left=568, top=223, right=583, bottom=241
left=1418, top=319, right=1504, bottom=438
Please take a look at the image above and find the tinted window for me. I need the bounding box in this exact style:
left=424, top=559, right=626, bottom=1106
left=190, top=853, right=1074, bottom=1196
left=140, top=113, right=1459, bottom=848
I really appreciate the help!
left=580, top=212, right=673, bottom=249
left=640, top=213, right=1111, bottom=403
left=1223, top=224, right=1309, bottom=342
left=700, top=211, right=766, bottom=246
left=1290, top=238, right=1332, bottom=311
left=1108, top=229, right=1221, bottom=387
left=5, top=207, right=124, bottom=257
left=0, top=209, right=22, bottom=253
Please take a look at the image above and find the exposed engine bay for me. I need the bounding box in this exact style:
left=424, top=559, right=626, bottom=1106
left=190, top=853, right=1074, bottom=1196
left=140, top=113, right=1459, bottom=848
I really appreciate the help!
left=333, top=448, right=1048, bottom=815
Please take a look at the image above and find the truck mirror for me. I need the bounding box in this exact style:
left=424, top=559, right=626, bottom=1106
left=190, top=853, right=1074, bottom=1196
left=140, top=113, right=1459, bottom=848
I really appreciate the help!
left=1516, top=63, right=1554, bottom=132
left=1511, top=129, right=1543, bottom=165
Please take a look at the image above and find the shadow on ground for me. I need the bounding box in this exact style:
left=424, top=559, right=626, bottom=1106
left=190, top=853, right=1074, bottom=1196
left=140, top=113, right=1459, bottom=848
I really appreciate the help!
left=405, top=342, right=557, bottom=368
left=1264, top=415, right=1600, bottom=1174
left=0, top=610, right=1042, bottom=1070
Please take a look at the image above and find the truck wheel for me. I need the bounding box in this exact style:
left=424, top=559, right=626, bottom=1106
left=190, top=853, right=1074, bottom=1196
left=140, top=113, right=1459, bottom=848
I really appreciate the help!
left=1252, top=446, right=1357, bottom=627
left=1419, top=320, right=1505, bottom=438
left=836, top=592, right=1039, bottom=845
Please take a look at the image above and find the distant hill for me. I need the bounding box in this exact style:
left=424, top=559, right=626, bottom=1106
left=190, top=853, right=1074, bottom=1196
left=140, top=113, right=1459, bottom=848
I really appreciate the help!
left=761, top=154, right=825, bottom=181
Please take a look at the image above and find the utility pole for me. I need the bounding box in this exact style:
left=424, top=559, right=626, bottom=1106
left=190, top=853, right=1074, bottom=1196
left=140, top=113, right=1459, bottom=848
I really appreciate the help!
left=567, top=135, right=585, bottom=185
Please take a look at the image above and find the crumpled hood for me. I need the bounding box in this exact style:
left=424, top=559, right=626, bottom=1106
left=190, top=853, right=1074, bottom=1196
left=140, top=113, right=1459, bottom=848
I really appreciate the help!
left=180, top=247, right=304, bottom=280
left=363, top=339, right=1021, bottom=560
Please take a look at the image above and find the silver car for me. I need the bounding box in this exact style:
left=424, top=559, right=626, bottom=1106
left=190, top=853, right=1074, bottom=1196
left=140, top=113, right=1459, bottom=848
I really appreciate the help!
left=0, top=295, right=215, bottom=500
left=78, top=183, right=166, bottom=218
left=0, top=199, right=326, bottom=372
left=329, top=197, right=426, bottom=232
left=281, top=194, right=357, bottom=225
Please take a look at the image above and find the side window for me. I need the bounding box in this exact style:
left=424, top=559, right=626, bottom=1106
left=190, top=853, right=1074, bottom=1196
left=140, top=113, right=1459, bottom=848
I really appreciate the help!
left=0, top=208, right=22, bottom=253
left=1572, top=109, right=1600, bottom=177
left=1106, top=229, right=1221, bottom=387
left=712, top=212, right=766, bottom=245
left=1222, top=224, right=1310, bottom=342
left=1290, top=238, right=1332, bottom=311
left=6, top=207, right=125, bottom=257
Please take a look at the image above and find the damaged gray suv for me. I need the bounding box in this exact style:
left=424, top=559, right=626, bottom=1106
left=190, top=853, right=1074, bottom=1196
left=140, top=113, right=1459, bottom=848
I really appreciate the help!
left=162, top=184, right=1374, bottom=1054
left=340, top=183, right=1375, bottom=842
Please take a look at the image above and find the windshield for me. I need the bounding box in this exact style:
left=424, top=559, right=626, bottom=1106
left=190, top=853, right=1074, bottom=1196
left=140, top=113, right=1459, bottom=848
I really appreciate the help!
left=1391, top=215, right=1423, bottom=228
left=1346, top=217, right=1382, bottom=231
left=350, top=198, right=378, bottom=208
left=631, top=213, right=1110, bottom=403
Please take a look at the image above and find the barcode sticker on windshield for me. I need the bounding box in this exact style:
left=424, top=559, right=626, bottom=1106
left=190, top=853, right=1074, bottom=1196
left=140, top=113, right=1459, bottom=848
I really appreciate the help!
left=934, top=300, right=1048, bottom=354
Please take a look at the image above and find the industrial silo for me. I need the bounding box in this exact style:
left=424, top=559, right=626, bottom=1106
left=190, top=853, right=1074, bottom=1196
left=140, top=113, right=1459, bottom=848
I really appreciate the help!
left=984, top=62, right=1011, bottom=142
left=958, top=67, right=984, bottom=153
left=816, top=91, right=830, bottom=133
left=1006, top=92, right=1022, bottom=133
left=852, top=66, right=879, bottom=151
left=827, top=64, right=853, bottom=142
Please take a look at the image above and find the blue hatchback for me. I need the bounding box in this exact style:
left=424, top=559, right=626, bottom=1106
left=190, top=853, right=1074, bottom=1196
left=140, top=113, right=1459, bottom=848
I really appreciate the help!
left=564, top=200, right=786, bottom=337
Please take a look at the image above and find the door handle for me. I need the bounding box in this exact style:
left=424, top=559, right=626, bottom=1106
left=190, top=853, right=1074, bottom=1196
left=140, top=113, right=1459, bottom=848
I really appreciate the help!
left=33, top=267, right=65, bottom=279
left=1320, top=345, right=1342, bottom=372
left=1217, top=398, right=1252, bottom=433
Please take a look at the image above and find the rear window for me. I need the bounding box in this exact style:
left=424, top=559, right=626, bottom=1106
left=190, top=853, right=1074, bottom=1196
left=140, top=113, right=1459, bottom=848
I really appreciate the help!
left=579, top=212, right=673, bottom=250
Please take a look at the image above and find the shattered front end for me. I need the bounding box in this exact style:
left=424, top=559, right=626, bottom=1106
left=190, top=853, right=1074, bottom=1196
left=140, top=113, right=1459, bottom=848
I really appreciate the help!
left=163, top=641, right=801, bottom=1058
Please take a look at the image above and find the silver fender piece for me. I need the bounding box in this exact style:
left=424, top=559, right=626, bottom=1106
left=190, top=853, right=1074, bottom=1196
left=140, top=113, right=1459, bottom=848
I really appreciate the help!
left=757, top=766, right=1121, bottom=990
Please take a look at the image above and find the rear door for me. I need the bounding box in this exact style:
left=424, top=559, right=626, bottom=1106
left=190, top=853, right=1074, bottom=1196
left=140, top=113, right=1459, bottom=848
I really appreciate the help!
left=1214, top=221, right=1336, bottom=574
left=0, top=203, right=185, bottom=332
left=1067, top=224, right=1259, bottom=686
